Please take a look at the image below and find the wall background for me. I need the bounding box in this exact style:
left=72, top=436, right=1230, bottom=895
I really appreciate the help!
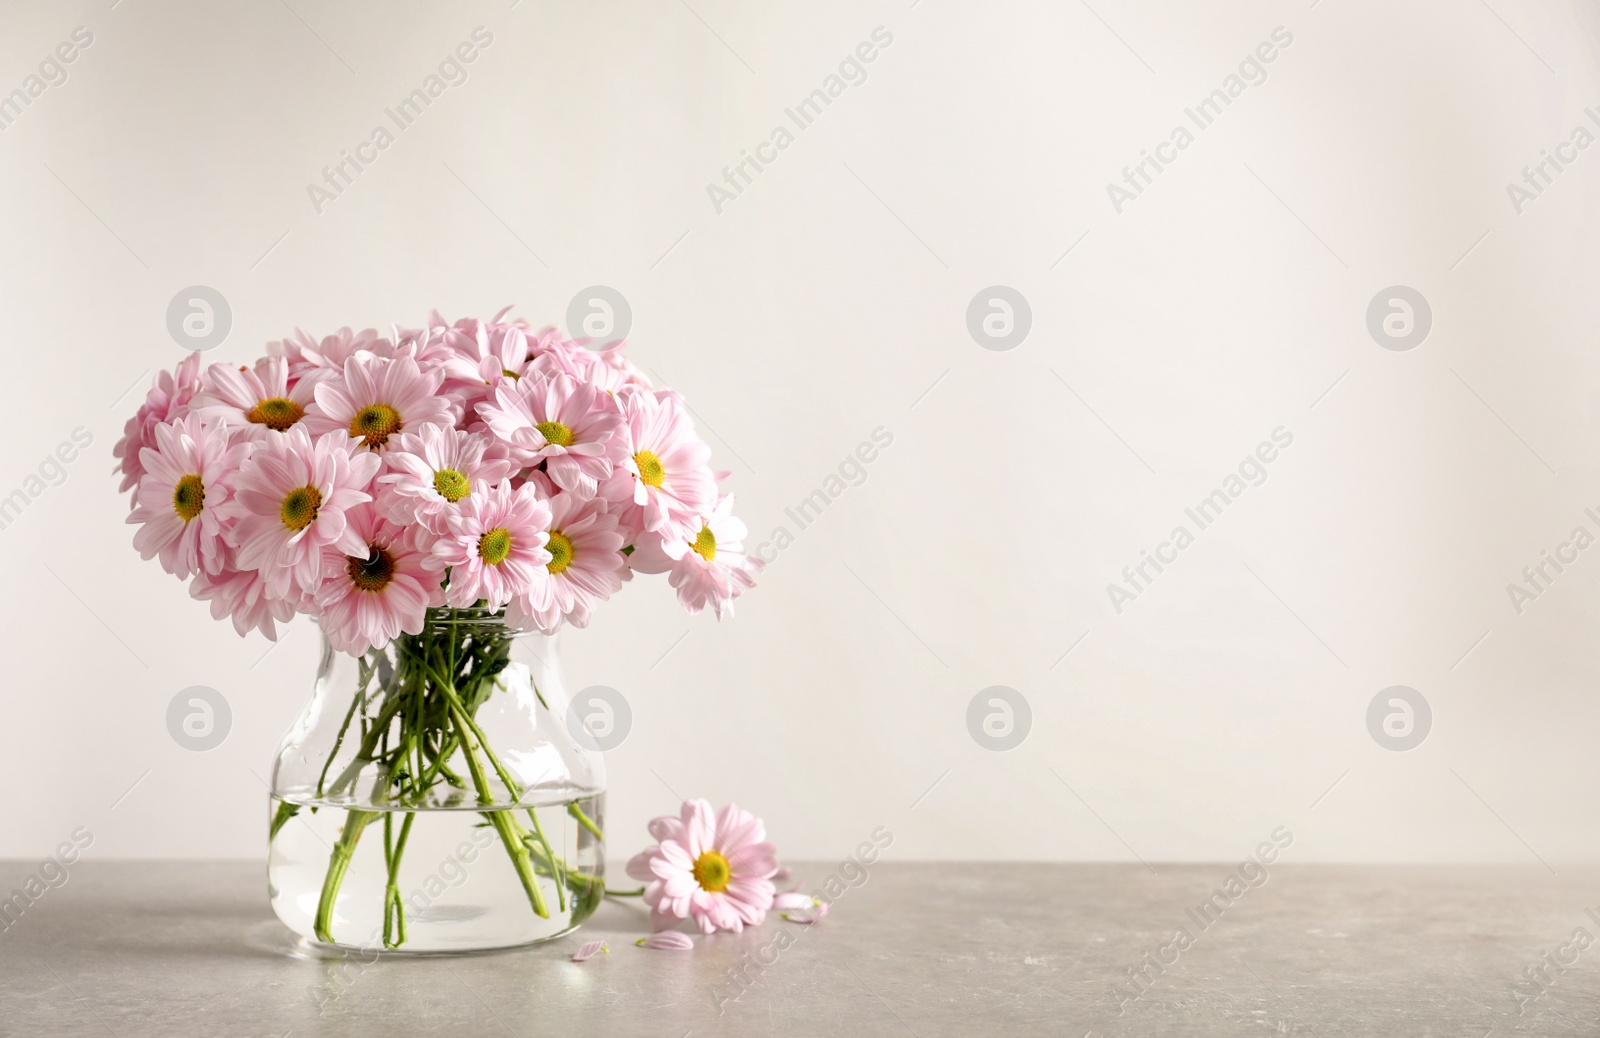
left=2, top=0, right=1599, bottom=864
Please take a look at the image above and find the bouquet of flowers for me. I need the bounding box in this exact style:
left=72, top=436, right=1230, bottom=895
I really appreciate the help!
left=113, top=308, right=760, bottom=948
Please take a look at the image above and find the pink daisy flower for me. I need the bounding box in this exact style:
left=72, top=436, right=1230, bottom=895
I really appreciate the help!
left=440, top=313, right=534, bottom=388
left=387, top=315, right=458, bottom=371
left=504, top=491, right=627, bottom=633
left=375, top=425, right=517, bottom=531
left=601, top=390, right=715, bottom=545
left=520, top=325, right=584, bottom=376
left=630, top=494, right=761, bottom=618
left=313, top=504, right=442, bottom=656
left=271, top=326, right=393, bottom=380
left=190, top=356, right=323, bottom=441
left=126, top=413, right=251, bottom=580
left=625, top=799, right=779, bottom=934
left=189, top=547, right=301, bottom=640
left=112, top=354, right=203, bottom=494
left=427, top=480, right=552, bottom=610
left=475, top=371, right=626, bottom=498
left=224, top=425, right=381, bottom=597
left=564, top=341, right=654, bottom=395
left=304, top=352, right=453, bottom=452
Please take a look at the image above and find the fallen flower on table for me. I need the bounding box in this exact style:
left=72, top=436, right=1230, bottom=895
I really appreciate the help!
left=636, top=931, right=695, bottom=951
left=625, top=798, right=779, bottom=934
left=571, top=940, right=608, bottom=963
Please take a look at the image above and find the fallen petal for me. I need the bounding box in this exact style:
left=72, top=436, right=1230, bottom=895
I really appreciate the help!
left=571, top=940, right=608, bottom=963
left=636, top=931, right=695, bottom=951
left=782, top=900, right=832, bottom=925
left=772, top=892, right=815, bottom=911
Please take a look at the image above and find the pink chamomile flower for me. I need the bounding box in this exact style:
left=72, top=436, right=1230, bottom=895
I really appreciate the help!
left=630, top=494, right=761, bottom=619
left=190, top=356, right=324, bottom=441
left=564, top=341, right=654, bottom=395
left=375, top=425, right=517, bottom=531
left=626, top=799, right=779, bottom=935
left=112, top=354, right=203, bottom=494
left=601, top=390, right=715, bottom=545
left=504, top=491, right=626, bottom=634
left=440, top=313, right=534, bottom=388
left=304, top=352, right=452, bottom=452
left=273, top=326, right=393, bottom=379
left=313, top=504, right=443, bottom=656
left=427, top=480, right=552, bottom=610
left=476, top=371, right=626, bottom=498
left=189, top=546, right=301, bottom=640
left=224, top=425, right=380, bottom=597
left=126, top=413, right=251, bottom=580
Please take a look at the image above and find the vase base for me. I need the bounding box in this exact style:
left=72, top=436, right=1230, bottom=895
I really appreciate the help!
left=284, top=921, right=589, bottom=959
left=268, top=795, right=606, bottom=955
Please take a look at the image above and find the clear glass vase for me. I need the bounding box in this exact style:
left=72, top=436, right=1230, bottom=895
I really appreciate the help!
left=267, top=608, right=606, bottom=954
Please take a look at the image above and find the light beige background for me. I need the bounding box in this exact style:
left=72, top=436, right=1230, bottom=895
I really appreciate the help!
left=1, top=0, right=1597, bottom=864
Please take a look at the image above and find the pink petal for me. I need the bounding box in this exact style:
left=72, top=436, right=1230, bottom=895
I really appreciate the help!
left=571, top=940, right=608, bottom=963
left=647, top=816, right=685, bottom=842
left=782, top=900, right=831, bottom=925
left=625, top=848, right=658, bottom=882
left=772, top=892, right=814, bottom=911
left=636, top=931, right=695, bottom=951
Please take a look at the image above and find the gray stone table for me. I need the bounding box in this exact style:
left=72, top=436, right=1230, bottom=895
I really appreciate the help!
left=2, top=861, right=1598, bottom=1036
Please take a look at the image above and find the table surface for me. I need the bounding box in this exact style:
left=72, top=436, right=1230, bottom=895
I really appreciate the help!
left=1, top=861, right=1597, bottom=1037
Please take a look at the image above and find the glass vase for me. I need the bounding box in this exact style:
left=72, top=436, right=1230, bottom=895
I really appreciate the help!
left=267, top=608, right=606, bottom=954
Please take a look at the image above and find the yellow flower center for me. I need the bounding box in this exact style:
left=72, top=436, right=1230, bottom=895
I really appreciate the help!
left=536, top=420, right=574, bottom=448
left=692, top=851, right=731, bottom=893
left=478, top=527, right=512, bottom=565
left=546, top=531, right=574, bottom=574
left=350, top=403, right=402, bottom=449
left=345, top=545, right=395, bottom=592
left=433, top=468, right=471, bottom=503
left=172, top=474, right=205, bottom=522
left=501, top=368, right=521, bottom=381
left=280, top=485, right=322, bottom=531
left=634, top=450, right=665, bottom=488
left=691, top=525, right=716, bottom=562
left=245, top=397, right=304, bottom=431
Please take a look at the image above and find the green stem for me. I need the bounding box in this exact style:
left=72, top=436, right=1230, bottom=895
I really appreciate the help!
left=447, top=697, right=548, bottom=920
left=269, top=799, right=300, bottom=841
left=568, top=802, right=605, bottom=842
left=314, top=808, right=379, bottom=944
left=527, top=808, right=566, bottom=913
left=382, top=811, right=415, bottom=949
